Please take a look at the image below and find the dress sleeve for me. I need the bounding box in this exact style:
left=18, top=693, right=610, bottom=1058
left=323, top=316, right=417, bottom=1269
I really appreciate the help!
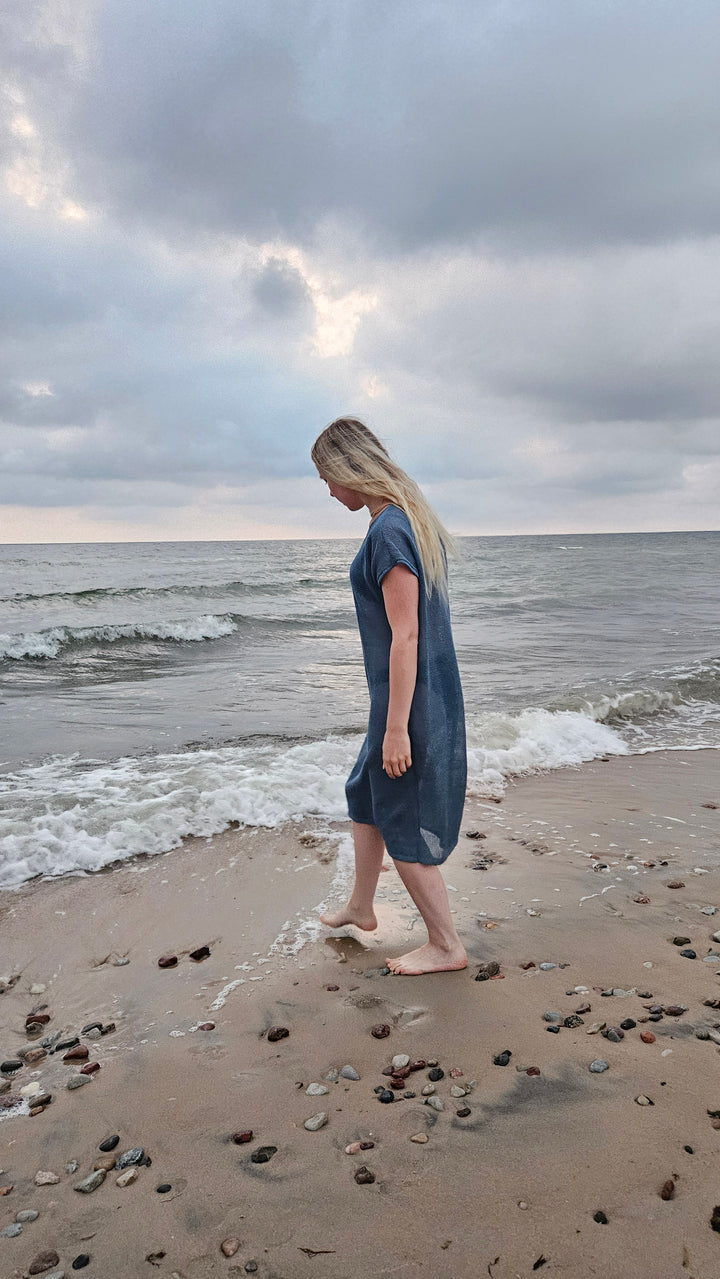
left=369, top=519, right=420, bottom=587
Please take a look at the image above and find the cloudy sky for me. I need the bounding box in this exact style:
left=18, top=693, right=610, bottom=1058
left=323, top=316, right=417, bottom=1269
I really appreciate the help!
left=2, top=0, right=719, bottom=542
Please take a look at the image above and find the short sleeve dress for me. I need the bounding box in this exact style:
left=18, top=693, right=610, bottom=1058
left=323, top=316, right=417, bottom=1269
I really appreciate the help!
left=345, top=505, right=466, bottom=864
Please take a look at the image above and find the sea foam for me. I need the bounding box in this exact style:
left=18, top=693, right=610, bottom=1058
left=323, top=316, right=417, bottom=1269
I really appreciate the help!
left=0, top=614, right=238, bottom=660
left=0, top=706, right=630, bottom=889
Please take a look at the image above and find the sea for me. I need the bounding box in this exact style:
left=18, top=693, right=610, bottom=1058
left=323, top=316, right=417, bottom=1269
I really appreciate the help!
left=1, top=530, right=718, bottom=890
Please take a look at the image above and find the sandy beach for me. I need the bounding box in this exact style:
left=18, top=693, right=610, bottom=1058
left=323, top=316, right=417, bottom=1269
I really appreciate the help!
left=2, top=748, right=720, bottom=1278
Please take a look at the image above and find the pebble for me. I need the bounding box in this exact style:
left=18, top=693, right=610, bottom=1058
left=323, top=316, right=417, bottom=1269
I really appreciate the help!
left=65, top=1160, right=79, bottom=1174
left=80, top=1062, right=100, bottom=1075
left=667, top=881, right=685, bottom=889
left=371, top=1024, right=391, bottom=1039
left=20, top=1047, right=47, bottom=1064
left=54, top=1037, right=79, bottom=1052
left=428, top=1067, right=444, bottom=1081
left=113, top=956, right=130, bottom=966
left=198, top=1022, right=215, bottom=1031
left=1, top=1223, right=23, bottom=1237
left=664, top=1005, right=688, bottom=1016
left=232, top=1130, right=253, bottom=1143
left=539, top=962, right=556, bottom=970
left=421, top=1083, right=435, bottom=1095
left=354, top=1166, right=375, bottom=1184
left=116, top=1147, right=145, bottom=1169
left=67, top=1076, right=90, bottom=1090
left=493, top=1050, right=512, bottom=1066
left=221, top=1238, right=240, bottom=1257
left=28, top=1251, right=60, bottom=1273
left=99, top=1135, right=120, bottom=1151
left=603, top=1027, right=624, bottom=1043
left=660, top=1178, right=676, bottom=1200
left=326, top=1068, right=340, bottom=1081
left=589, top=1060, right=609, bottom=1073
left=251, top=1146, right=277, bottom=1163
left=392, top=1054, right=410, bottom=1070
left=93, top=1156, right=117, bottom=1172
left=425, top=1095, right=444, bottom=1111
left=680, top=949, right=697, bottom=959
left=304, top=1112, right=328, bottom=1131
left=450, top=1085, right=467, bottom=1097
left=63, top=1046, right=89, bottom=1061
left=29, top=984, right=46, bottom=994
left=635, top=1095, right=654, bottom=1105
left=620, top=1018, right=636, bottom=1030
left=410, top=1133, right=429, bottom=1143
left=563, top=1015, right=584, bottom=1028
left=71, top=1255, right=90, bottom=1269
left=74, top=1169, right=106, bottom=1193
left=158, top=954, right=178, bottom=968
left=1, top=1060, right=23, bottom=1074
left=340, top=1065, right=360, bottom=1080
left=449, top=1068, right=464, bottom=1078
left=116, top=1168, right=138, bottom=1187
left=378, top=1089, right=395, bottom=1103
left=526, top=1066, right=541, bottom=1077
left=34, top=1171, right=60, bottom=1185
left=641, top=1031, right=656, bottom=1043
left=21, top=1082, right=43, bottom=1097
left=546, top=1025, right=560, bottom=1034
left=266, top=1026, right=289, bottom=1042
left=156, top=1183, right=172, bottom=1193
left=189, top=945, right=211, bottom=961
left=543, top=1011, right=562, bottom=1023
left=345, top=1141, right=363, bottom=1154
left=245, top=1262, right=259, bottom=1273
left=306, top=1082, right=329, bottom=1096
left=594, top=1210, right=609, bottom=1224
left=16, top=1209, right=40, bottom=1222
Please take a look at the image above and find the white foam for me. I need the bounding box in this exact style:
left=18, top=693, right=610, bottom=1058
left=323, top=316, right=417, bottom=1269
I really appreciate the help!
left=466, top=707, right=627, bottom=796
left=0, top=615, right=238, bottom=660
left=0, top=707, right=639, bottom=890
left=0, top=737, right=357, bottom=889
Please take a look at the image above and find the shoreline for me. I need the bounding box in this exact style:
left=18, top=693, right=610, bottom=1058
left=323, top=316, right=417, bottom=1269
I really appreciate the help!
left=2, top=748, right=720, bottom=1278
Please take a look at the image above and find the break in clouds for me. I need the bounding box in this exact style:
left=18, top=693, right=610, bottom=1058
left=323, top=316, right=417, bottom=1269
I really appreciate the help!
left=1, top=0, right=720, bottom=539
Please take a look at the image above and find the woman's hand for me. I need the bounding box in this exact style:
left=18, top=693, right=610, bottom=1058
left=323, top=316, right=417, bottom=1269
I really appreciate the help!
left=382, top=726, right=412, bottom=777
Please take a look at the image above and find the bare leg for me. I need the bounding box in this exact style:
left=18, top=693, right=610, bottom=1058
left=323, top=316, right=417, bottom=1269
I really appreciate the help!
left=386, top=861, right=467, bottom=975
left=320, top=821, right=385, bottom=931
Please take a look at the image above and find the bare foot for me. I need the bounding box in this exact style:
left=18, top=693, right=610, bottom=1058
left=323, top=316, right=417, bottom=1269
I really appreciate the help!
left=386, top=942, right=467, bottom=975
left=320, top=904, right=378, bottom=931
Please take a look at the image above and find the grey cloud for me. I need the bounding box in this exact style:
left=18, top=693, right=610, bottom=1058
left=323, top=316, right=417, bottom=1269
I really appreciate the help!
left=32, top=0, right=720, bottom=253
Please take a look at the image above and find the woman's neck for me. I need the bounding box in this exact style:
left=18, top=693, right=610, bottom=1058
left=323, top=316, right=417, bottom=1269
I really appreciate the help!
left=367, top=499, right=393, bottom=522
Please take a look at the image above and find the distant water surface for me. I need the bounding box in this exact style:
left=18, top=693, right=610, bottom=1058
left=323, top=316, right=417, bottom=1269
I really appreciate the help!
left=1, top=530, right=718, bottom=887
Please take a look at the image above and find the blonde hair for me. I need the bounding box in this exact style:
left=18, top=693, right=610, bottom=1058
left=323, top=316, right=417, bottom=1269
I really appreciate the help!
left=311, top=417, right=453, bottom=594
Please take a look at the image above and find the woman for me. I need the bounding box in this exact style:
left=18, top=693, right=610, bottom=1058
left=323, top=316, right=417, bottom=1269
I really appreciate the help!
left=311, top=417, right=467, bottom=975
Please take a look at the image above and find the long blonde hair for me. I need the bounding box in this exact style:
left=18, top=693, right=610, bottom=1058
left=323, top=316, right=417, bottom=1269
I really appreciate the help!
left=311, top=417, right=453, bottom=594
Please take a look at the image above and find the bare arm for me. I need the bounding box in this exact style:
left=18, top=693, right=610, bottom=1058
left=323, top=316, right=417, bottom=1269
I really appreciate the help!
left=381, top=564, right=419, bottom=778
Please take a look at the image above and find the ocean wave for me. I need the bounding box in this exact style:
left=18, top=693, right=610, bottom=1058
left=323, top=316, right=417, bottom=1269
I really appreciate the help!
left=0, top=615, right=239, bottom=660
left=2, top=575, right=345, bottom=607
left=0, top=707, right=634, bottom=889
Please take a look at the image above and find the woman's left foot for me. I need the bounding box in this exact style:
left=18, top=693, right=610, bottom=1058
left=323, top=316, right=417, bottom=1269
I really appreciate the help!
left=386, top=942, right=467, bottom=975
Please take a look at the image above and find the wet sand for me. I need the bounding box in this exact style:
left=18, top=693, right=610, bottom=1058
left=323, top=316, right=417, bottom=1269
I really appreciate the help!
left=2, top=749, right=720, bottom=1278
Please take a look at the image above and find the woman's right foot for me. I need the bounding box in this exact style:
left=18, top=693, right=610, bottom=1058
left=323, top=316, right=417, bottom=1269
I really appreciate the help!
left=319, top=904, right=378, bottom=931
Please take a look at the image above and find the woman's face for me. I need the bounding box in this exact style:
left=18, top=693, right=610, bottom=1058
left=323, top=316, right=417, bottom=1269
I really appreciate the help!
left=318, top=473, right=366, bottom=512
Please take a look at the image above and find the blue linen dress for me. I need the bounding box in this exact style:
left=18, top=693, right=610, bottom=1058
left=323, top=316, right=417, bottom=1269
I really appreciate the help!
left=345, top=505, right=466, bottom=864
